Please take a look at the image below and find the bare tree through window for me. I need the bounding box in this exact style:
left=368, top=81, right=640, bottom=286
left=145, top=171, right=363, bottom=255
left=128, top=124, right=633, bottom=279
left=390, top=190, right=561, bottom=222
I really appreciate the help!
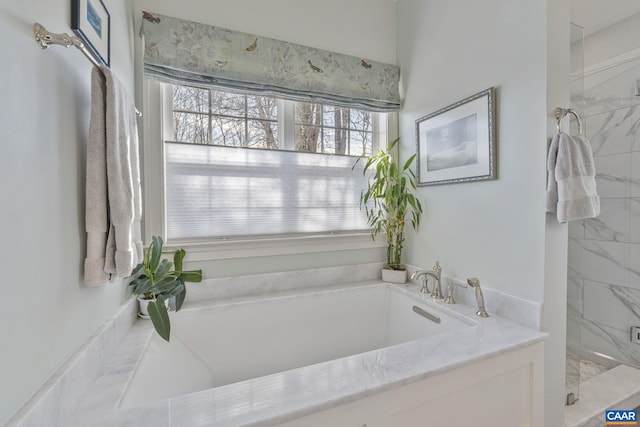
left=295, top=102, right=322, bottom=152
left=171, top=84, right=375, bottom=156
left=295, top=102, right=373, bottom=155
left=173, top=85, right=278, bottom=149
left=173, top=85, right=209, bottom=144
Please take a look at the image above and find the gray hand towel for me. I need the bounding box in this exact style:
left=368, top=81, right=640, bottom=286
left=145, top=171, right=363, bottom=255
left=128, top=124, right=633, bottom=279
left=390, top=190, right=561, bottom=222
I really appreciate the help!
left=546, top=132, right=600, bottom=223
left=83, top=65, right=142, bottom=285
left=84, top=67, right=110, bottom=286
left=100, top=65, right=143, bottom=278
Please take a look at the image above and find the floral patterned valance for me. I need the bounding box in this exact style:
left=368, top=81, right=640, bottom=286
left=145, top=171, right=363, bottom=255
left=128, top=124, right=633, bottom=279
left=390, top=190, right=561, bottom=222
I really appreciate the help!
left=141, top=12, right=401, bottom=112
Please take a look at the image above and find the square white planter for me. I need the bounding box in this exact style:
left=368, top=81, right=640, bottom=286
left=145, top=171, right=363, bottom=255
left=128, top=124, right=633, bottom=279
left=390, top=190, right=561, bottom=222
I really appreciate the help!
left=381, top=268, right=407, bottom=284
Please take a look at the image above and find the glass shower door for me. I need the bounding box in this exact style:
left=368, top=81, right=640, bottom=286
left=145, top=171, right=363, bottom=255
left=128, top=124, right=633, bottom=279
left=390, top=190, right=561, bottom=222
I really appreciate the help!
left=565, top=22, right=584, bottom=406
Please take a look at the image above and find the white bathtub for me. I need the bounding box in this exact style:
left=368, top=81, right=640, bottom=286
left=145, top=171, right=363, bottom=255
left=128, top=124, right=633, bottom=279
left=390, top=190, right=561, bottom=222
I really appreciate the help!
left=120, top=283, right=475, bottom=409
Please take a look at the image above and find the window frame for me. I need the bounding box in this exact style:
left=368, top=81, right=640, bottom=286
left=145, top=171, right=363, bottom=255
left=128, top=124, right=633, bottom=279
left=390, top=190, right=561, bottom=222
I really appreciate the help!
left=142, top=80, right=395, bottom=260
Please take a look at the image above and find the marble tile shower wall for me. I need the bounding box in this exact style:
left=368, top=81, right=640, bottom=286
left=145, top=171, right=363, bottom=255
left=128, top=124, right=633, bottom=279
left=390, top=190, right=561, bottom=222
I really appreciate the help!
left=568, top=104, right=640, bottom=367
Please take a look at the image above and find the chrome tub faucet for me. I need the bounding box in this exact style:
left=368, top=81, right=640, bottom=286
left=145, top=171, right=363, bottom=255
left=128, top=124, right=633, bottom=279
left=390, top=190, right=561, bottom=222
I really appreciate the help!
left=410, top=262, right=444, bottom=300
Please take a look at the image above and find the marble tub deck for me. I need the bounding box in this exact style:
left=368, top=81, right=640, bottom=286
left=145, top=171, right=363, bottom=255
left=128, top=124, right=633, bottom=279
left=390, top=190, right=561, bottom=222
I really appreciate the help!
left=565, top=364, right=640, bottom=427
left=62, top=281, right=547, bottom=427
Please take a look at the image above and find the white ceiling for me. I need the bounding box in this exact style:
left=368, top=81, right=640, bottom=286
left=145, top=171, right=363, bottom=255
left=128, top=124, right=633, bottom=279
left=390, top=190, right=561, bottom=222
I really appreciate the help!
left=571, top=0, right=640, bottom=36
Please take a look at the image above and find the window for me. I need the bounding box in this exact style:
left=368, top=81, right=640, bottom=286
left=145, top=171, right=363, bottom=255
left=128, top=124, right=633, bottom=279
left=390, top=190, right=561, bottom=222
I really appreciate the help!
left=295, top=103, right=374, bottom=156
left=169, top=85, right=377, bottom=156
left=144, top=81, right=391, bottom=257
left=172, top=86, right=279, bottom=149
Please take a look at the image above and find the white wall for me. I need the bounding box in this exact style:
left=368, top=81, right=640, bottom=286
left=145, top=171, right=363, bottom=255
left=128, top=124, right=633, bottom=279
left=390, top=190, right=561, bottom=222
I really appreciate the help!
left=397, top=0, right=549, bottom=303
left=0, top=0, right=135, bottom=424
left=133, top=0, right=396, bottom=279
left=397, top=1, right=570, bottom=425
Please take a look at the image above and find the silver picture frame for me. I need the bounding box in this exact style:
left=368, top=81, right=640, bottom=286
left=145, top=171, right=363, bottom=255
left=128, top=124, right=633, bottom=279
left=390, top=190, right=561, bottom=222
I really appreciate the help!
left=415, top=87, right=496, bottom=186
left=71, top=0, right=110, bottom=66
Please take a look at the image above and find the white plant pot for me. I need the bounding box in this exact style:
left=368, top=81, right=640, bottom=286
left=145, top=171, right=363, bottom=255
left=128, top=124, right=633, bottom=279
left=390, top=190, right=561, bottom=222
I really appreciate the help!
left=381, top=268, right=407, bottom=284
left=137, top=296, right=169, bottom=318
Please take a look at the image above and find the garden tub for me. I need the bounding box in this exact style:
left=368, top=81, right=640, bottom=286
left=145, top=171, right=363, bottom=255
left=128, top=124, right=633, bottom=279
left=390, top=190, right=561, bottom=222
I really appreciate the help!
left=119, top=283, right=475, bottom=408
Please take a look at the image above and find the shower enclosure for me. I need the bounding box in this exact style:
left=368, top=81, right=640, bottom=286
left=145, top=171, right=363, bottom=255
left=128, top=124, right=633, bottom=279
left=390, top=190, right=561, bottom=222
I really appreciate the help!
left=565, top=23, right=640, bottom=405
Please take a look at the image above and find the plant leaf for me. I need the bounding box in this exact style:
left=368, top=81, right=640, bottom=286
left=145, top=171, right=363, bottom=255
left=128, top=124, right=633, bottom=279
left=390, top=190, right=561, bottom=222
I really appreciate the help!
left=174, top=283, right=186, bottom=312
left=149, top=236, right=163, bottom=273
left=148, top=296, right=170, bottom=342
left=165, top=281, right=185, bottom=297
left=130, top=262, right=145, bottom=277
left=155, top=259, right=173, bottom=279
left=132, top=277, right=153, bottom=296
left=402, top=154, right=416, bottom=171
left=174, top=248, right=186, bottom=272
left=179, top=270, right=202, bottom=283
left=153, top=275, right=180, bottom=294
left=352, top=156, right=362, bottom=170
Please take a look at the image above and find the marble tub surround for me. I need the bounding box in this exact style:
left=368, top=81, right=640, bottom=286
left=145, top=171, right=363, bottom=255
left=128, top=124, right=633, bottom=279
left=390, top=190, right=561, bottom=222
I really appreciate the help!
left=406, top=264, right=543, bottom=330
left=62, top=281, right=547, bottom=427
left=6, top=298, right=138, bottom=427
left=565, top=364, right=640, bottom=427
left=9, top=263, right=544, bottom=427
left=184, top=262, right=384, bottom=303
left=7, top=263, right=379, bottom=427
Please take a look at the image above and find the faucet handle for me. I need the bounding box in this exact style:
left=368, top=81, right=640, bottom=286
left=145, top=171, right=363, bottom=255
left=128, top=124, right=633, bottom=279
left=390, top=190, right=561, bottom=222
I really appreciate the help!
left=444, top=279, right=467, bottom=304
left=432, top=261, right=442, bottom=276
left=418, top=275, right=431, bottom=295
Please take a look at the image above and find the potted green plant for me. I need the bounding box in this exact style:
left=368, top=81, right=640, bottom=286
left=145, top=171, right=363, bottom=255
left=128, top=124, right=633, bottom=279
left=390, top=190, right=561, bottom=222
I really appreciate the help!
left=359, top=138, right=423, bottom=283
left=128, top=236, right=202, bottom=341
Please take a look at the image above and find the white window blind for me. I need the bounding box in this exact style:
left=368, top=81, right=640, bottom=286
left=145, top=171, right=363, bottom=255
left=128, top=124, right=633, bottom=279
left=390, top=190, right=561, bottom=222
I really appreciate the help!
left=165, top=142, right=371, bottom=240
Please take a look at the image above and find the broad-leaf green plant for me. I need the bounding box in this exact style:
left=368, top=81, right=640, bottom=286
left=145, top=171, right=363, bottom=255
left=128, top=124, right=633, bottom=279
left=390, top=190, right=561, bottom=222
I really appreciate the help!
left=359, top=139, right=423, bottom=271
left=128, top=236, right=202, bottom=341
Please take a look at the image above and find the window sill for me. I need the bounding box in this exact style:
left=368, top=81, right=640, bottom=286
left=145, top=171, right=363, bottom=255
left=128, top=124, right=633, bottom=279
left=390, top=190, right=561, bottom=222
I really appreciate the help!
left=163, top=232, right=386, bottom=262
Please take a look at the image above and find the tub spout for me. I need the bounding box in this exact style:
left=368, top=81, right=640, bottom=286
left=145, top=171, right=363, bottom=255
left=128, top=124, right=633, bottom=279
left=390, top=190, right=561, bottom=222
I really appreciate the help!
left=411, top=262, right=443, bottom=299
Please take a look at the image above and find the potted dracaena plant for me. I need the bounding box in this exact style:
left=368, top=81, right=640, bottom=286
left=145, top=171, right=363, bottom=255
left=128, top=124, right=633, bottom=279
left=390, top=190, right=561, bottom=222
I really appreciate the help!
left=128, top=236, right=202, bottom=341
left=359, top=138, right=423, bottom=283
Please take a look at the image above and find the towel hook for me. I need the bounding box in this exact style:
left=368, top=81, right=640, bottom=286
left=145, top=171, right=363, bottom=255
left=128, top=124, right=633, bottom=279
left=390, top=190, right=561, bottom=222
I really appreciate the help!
left=554, top=107, right=582, bottom=135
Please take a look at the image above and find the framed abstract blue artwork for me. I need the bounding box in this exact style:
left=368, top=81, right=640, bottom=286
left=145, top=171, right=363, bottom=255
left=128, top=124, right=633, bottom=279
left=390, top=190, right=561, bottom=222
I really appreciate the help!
left=71, top=0, right=110, bottom=66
